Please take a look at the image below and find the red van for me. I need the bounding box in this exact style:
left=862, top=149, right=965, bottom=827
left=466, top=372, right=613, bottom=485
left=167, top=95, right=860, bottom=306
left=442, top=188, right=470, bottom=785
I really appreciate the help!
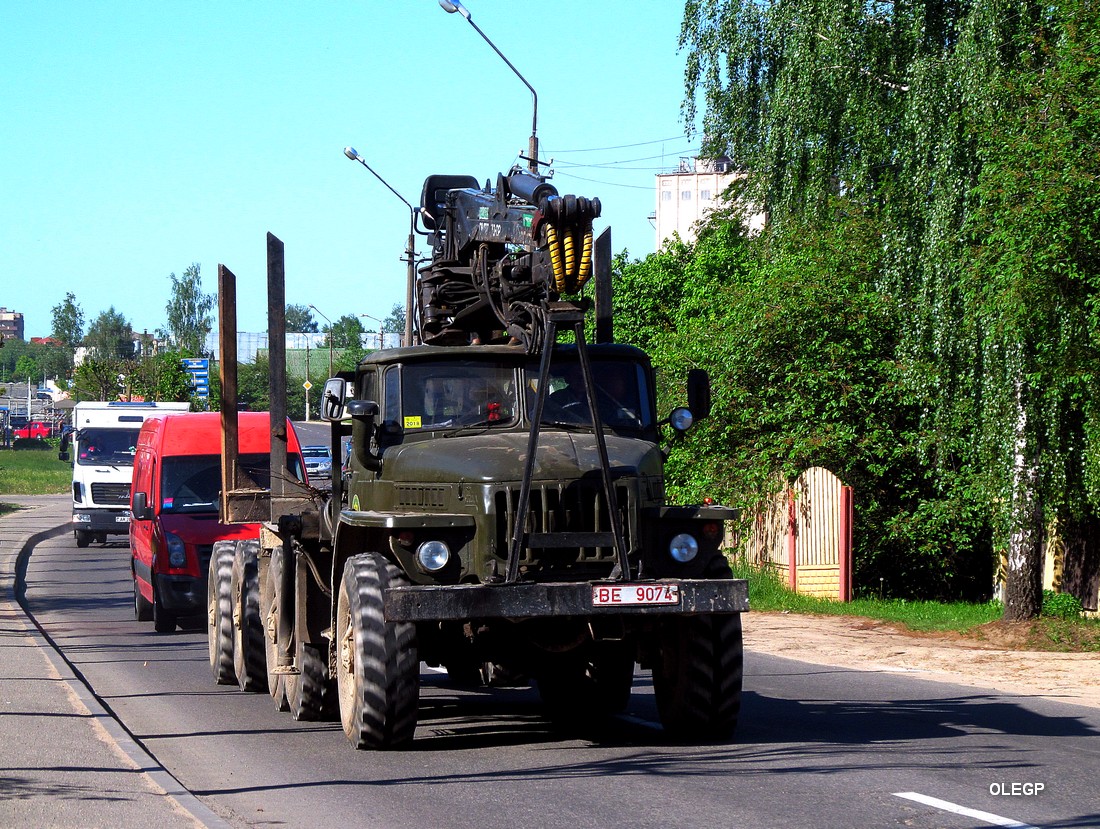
left=129, top=412, right=307, bottom=633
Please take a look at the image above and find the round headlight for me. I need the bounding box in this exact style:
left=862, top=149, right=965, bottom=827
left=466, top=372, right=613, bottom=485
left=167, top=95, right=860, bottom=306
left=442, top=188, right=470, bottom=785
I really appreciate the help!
left=166, top=532, right=187, bottom=568
left=669, top=532, right=699, bottom=563
left=669, top=407, right=695, bottom=432
left=416, top=540, right=451, bottom=572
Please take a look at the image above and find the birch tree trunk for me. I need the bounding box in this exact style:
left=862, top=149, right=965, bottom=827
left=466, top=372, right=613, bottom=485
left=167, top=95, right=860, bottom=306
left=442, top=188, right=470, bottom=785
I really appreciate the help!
left=1003, top=377, right=1043, bottom=621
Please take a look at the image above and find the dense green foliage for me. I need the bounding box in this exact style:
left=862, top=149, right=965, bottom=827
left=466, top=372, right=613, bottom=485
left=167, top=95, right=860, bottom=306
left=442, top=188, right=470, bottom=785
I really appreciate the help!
left=670, top=0, right=1100, bottom=616
left=162, top=263, right=215, bottom=356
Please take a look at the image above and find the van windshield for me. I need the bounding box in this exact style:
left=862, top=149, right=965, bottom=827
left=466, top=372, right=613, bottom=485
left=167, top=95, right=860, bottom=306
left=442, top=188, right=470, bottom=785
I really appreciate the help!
left=159, top=453, right=304, bottom=513
left=76, top=428, right=142, bottom=466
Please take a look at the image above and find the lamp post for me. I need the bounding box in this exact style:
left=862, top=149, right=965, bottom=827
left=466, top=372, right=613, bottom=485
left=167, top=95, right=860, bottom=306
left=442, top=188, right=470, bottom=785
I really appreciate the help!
left=359, top=314, right=385, bottom=351
left=307, top=304, right=335, bottom=376
left=343, top=147, right=419, bottom=348
left=438, top=0, right=540, bottom=172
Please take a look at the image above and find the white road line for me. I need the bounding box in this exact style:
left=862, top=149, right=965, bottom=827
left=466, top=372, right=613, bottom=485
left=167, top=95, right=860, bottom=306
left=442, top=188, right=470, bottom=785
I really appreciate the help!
left=894, top=792, right=1040, bottom=829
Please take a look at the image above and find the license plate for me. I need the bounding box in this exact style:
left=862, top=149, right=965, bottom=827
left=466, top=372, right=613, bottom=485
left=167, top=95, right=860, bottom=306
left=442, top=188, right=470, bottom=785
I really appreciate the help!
left=592, top=583, right=680, bottom=607
left=115, top=515, right=130, bottom=523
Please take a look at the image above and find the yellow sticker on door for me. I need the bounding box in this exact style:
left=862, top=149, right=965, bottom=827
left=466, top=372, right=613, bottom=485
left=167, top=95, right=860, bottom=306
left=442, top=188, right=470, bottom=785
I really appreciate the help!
left=404, top=416, right=422, bottom=429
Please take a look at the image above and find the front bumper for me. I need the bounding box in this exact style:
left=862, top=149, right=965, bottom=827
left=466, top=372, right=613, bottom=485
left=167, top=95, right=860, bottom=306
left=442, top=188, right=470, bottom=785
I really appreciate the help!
left=153, top=573, right=206, bottom=615
left=72, top=508, right=131, bottom=535
left=384, top=578, right=749, bottom=622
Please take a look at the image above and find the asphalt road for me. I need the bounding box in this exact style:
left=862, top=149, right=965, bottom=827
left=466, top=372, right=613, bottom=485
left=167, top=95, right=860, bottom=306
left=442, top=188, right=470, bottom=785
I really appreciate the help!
left=21, top=532, right=1100, bottom=829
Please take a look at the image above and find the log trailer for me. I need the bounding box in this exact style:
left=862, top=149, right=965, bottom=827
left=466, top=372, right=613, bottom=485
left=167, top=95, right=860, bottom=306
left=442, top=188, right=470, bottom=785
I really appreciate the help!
left=210, top=163, right=749, bottom=749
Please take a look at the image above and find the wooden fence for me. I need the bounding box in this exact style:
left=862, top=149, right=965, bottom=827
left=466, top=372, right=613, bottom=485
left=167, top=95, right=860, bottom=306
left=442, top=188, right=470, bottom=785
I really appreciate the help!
left=735, top=467, right=853, bottom=601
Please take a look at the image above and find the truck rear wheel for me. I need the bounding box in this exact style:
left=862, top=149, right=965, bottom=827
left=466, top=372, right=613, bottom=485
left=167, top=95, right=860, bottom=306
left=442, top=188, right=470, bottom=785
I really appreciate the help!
left=336, top=553, right=419, bottom=749
left=262, top=547, right=289, bottom=711
left=653, top=613, right=743, bottom=740
left=286, top=641, right=334, bottom=721
left=207, top=541, right=236, bottom=684
left=232, top=540, right=267, bottom=693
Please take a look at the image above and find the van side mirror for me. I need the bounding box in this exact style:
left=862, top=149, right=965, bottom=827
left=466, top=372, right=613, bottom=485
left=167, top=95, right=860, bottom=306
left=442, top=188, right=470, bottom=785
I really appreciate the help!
left=687, top=369, right=711, bottom=421
left=321, top=378, right=348, bottom=422
left=132, top=491, right=150, bottom=521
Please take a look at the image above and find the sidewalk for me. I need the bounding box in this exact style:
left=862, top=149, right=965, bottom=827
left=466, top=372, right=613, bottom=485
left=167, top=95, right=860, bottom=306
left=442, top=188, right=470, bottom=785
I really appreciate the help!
left=0, top=493, right=226, bottom=829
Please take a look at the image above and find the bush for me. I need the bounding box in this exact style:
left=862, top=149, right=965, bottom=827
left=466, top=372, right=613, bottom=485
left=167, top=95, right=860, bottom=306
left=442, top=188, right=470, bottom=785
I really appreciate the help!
left=1042, top=590, right=1083, bottom=619
left=12, top=437, right=52, bottom=451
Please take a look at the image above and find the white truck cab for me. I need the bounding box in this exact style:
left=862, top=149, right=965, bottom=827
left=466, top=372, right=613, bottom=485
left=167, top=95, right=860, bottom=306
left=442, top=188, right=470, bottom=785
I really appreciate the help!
left=61, top=401, right=190, bottom=547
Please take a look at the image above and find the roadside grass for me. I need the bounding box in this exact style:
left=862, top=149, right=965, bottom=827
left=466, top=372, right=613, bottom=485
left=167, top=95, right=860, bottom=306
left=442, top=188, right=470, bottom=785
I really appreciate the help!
left=0, top=443, right=71, bottom=495
left=729, top=555, right=1100, bottom=652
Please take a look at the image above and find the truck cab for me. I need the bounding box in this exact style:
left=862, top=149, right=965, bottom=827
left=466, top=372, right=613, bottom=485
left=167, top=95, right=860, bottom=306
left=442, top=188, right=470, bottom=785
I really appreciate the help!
left=62, top=401, right=191, bottom=547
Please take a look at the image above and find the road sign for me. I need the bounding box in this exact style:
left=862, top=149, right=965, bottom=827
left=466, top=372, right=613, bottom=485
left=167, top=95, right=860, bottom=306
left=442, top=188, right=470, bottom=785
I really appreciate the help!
left=303, top=380, right=313, bottom=391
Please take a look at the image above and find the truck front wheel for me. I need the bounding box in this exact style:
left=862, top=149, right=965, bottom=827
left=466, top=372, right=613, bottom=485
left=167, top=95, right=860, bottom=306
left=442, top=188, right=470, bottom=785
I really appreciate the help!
left=336, top=553, right=419, bottom=749
left=653, top=613, right=743, bottom=740
left=152, top=587, right=177, bottom=634
left=75, top=530, right=90, bottom=549
left=207, top=541, right=236, bottom=685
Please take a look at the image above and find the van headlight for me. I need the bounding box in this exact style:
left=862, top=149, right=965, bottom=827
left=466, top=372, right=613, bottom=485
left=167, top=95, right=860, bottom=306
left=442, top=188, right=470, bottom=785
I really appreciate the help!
left=416, top=540, right=451, bottom=572
left=669, top=533, right=699, bottom=563
left=165, top=532, right=187, bottom=568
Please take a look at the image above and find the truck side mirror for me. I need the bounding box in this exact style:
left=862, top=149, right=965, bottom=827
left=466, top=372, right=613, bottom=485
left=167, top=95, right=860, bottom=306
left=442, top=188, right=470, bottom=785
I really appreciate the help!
left=321, top=378, right=348, bottom=422
left=687, top=369, right=712, bottom=421
left=132, top=491, right=150, bottom=521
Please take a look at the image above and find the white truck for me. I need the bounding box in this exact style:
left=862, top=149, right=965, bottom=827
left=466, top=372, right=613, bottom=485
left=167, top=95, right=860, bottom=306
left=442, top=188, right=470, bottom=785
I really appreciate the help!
left=60, top=401, right=190, bottom=547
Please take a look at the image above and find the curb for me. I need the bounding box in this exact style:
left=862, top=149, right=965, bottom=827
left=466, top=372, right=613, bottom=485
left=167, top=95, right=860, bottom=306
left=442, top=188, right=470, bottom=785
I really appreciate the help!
left=10, top=512, right=233, bottom=829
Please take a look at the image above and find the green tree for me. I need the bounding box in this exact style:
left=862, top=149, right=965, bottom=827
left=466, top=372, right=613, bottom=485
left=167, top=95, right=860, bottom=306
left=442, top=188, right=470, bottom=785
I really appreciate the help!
left=164, top=263, right=215, bottom=356
left=678, top=0, right=1081, bottom=618
left=382, top=302, right=406, bottom=336
left=128, top=350, right=194, bottom=403
left=285, top=303, right=319, bottom=333
left=14, top=354, right=38, bottom=385
left=71, top=357, right=124, bottom=401
left=51, top=292, right=84, bottom=350
left=325, top=315, right=366, bottom=349
left=84, top=307, right=135, bottom=361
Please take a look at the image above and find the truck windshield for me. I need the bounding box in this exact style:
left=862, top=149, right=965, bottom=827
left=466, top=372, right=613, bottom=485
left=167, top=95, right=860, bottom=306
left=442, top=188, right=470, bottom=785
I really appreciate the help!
left=160, top=453, right=305, bottom=513
left=526, top=359, right=653, bottom=432
left=75, top=428, right=142, bottom=466
left=398, top=361, right=517, bottom=430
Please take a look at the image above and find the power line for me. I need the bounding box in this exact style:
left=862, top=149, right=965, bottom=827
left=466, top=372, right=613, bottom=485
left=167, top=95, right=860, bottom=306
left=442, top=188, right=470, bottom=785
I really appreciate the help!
left=545, top=135, right=687, bottom=153
left=551, top=171, right=656, bottom=190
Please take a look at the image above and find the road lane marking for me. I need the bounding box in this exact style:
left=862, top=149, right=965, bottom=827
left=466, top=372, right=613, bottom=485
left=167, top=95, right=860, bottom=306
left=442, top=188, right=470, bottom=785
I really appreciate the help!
left=894, top=792, right=1039, bottom=829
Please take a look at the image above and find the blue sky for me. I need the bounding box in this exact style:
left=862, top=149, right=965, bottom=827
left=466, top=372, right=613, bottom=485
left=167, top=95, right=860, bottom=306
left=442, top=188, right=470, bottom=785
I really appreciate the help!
left=2, top=2, right=700, bottom=341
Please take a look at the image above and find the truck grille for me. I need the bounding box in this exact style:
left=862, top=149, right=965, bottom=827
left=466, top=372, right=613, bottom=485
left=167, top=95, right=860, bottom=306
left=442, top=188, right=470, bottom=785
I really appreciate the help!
left=90, top=482, right=131, bottom=506
left=493, top=479, right=636, bottom=578
left=196, top=544, right=213, bottom=577
left=396, top=485, right=448, bottom=509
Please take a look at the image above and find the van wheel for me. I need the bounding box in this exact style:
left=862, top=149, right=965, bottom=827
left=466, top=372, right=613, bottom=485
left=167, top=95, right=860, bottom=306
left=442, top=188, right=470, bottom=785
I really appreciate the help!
left=133, top=579, right=153, bottom=622
left=262, top=547, right=289, bottom=711
left=152, top=588, right=177, bottom=634
left=336, top=553, right=419, bottom=749
left=75, top=531, right=90, bottom=549
left=207, top=541, right=236, bottom=685
left=232, top=540, right=267, bottom=692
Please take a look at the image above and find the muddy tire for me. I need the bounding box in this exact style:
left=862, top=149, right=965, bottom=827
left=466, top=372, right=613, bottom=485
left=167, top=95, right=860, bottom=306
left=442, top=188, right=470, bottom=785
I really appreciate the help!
left=336, top=553, right=419, bottom=749
left=232, top=539, right=267, bottom=692
left=207, top=541, right=237, bottom=684
left=653, top=613, right=743, bottom=740
left=133, top=578, right=153, bottom=622
left=262, top=547, right=289, bottom=711
left=286, top=640, right=335, bottom=721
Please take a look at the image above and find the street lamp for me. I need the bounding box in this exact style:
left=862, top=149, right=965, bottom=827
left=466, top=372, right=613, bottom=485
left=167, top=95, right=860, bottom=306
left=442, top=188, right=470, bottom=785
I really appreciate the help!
left=343, top=147, right=420, bottom=348
left=438, top=0, right=540, bottom=172
left=307, top=304, right=335, bottom=376
left=358, top=314, right=386, bottom=351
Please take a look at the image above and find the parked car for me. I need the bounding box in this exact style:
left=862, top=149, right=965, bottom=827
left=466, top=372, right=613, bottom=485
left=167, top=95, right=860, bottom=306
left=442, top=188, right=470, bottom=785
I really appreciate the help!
left=301, top=444, right=332, bottom=483
left=14, top=419, right=51, bottom=439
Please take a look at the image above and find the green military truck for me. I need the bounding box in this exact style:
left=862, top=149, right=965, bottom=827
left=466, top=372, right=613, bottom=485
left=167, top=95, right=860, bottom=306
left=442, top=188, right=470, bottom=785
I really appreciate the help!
left=210, top=165, right=748, bottom=750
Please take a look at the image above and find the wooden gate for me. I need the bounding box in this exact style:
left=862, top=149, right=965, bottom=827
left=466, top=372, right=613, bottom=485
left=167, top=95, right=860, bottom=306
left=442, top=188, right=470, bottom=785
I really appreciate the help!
left=739, top=467, right=853, bottom=601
